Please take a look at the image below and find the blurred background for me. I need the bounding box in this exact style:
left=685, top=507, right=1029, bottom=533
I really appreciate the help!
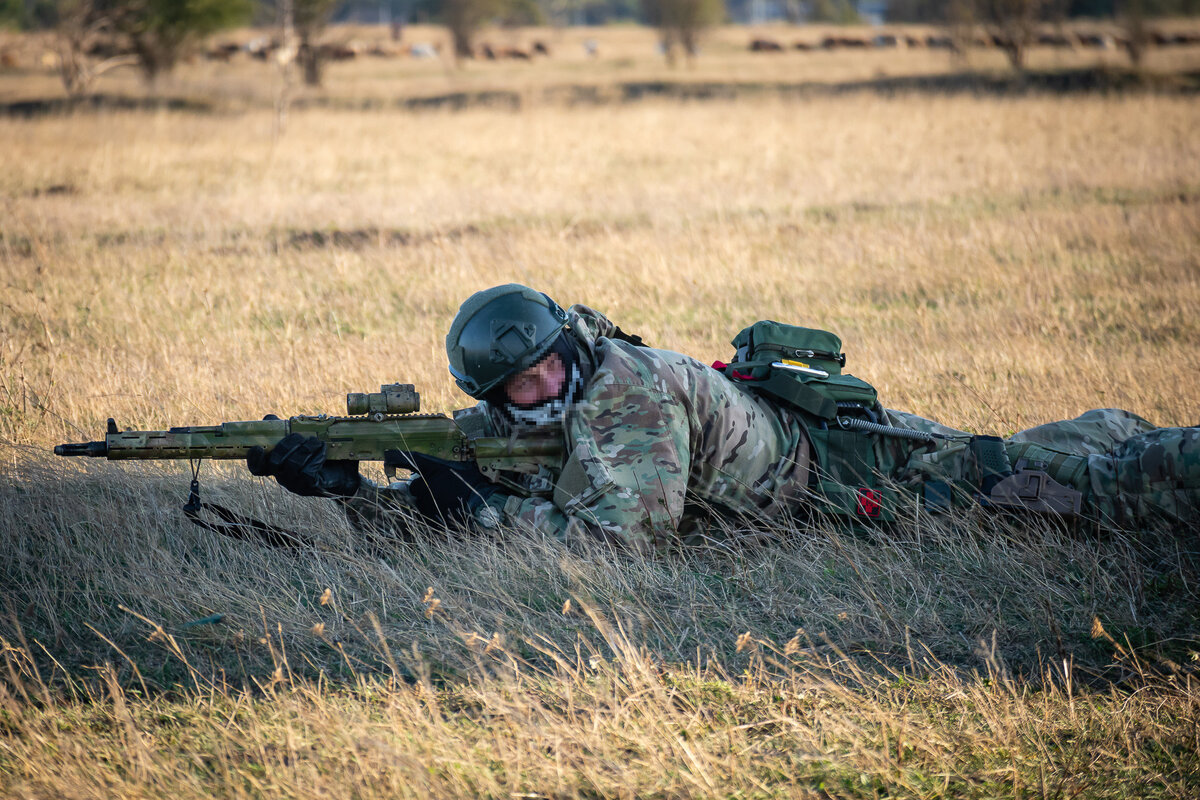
left=1, top=0, right=1199, bottom=108
left=2, top=0, right=1199, bottom=434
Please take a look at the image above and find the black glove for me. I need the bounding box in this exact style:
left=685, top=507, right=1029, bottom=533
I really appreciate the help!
left=389, top=450, right=497, bottom=524
left=247, top=433, right=360, bottom=498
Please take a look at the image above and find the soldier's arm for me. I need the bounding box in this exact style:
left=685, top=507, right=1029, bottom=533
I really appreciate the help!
left=487, top=384, right=691, bottom=551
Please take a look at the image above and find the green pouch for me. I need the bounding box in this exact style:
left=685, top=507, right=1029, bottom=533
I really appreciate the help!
left=731, top=321, right=845, bottom=378
left=727, top=321, right=878, bottom=420
left=814, top=428, right=877, bottom=486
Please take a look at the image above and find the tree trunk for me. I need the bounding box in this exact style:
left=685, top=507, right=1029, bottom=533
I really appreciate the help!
left=660, top=32, right=677, bottom=67
left=1001, top=38, right=1025, bottom=69
left=299, top=36, right=322, bottom=86
left=56, top=37, right=89, bottom=99
left=132, top=36, right=176, bottom=86
left=451, top=26, right=473, bottom=61
left=681, top=29, right=698, bottom=58
left=1121, top=0, right=1147, bottom=68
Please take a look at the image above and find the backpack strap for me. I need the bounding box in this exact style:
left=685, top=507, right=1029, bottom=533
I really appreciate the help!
left=755, top=370, right=839, bottom=419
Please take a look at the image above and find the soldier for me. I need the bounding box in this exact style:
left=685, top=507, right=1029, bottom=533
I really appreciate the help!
left=248, top=284, right=1200, bottom=548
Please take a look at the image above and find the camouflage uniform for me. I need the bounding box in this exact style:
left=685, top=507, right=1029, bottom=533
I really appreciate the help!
left=888, top=408, right=1200, bottom=529
left=347, top=306, right=1200, bottom=546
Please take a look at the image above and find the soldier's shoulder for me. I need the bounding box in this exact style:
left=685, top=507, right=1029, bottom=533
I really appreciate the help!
left=591, top=340, right=708, bottom=394
left=566, top=304, right=617, bottom=345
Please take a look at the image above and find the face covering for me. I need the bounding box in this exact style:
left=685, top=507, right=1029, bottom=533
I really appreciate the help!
left=498, top=333, right=587, bottom=429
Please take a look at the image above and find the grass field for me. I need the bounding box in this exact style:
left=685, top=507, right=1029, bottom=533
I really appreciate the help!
left=2, top=23, right=1200, bottom=798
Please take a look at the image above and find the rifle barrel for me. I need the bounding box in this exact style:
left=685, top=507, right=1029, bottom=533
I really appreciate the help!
left=54, top=441, right=109, bottom=457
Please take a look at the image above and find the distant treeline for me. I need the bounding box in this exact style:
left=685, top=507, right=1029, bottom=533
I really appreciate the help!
left=373, top=0, right=1200, bottom=25
left=3, top=0, right=1197, bottom=92
left=4, top=0, right=1197, bottom=32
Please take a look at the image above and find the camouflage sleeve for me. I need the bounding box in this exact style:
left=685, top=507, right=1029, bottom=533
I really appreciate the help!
left=495, top=383, right=691, bottom=551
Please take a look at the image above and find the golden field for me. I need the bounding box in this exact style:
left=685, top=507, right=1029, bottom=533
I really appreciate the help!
left=1, top=25, right=1199, bottom=798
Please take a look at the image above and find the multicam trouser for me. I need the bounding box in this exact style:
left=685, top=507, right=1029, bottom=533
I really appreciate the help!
left=888, top=408, right=1200, bottom=529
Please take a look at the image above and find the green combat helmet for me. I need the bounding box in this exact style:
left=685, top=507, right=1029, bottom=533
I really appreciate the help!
left=447, top=284, right=569, bottom=398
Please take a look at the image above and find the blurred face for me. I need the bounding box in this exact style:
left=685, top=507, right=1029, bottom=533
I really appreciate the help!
left=504, top=352, right=566, bottom=407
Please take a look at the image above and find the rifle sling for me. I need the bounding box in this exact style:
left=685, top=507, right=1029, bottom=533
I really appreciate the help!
left=183, top=477, right=314, bottom=550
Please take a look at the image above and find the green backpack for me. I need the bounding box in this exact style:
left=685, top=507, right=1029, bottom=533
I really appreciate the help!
left=719, top=321, right=1034, bottom=524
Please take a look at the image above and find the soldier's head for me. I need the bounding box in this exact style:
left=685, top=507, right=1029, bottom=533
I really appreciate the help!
left=447, top=284, right=584, bottom=426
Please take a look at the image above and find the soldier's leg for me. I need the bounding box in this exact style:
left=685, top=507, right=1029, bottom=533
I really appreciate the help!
left=1007, top=408, right=1158, bottom=455
left=885, top=408, right=1198, bottom=526
left=1001, top=409, right=1163, bottom=497
left=1086, top=425, right=1200, bottom=527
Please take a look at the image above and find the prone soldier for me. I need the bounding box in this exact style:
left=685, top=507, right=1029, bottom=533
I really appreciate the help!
left=249, top=284, right=1200, bottom=548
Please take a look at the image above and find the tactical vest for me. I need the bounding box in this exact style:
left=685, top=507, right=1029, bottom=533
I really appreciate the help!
left=713, top=321, right=894, bottom=521
left=716, top=321, right=1073, bottom=524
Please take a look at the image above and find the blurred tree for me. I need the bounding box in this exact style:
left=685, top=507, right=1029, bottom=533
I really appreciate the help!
left=0, top=0, right=57, bottom=28
left=51, top=0, right=138, bottom=96
left=885, top=0, right=953, bottom=20
left=641, top=0, right=723, bottom=66
left=100, top=0, right=254, bottom=83
left=977, top=0, right=1042, bottom=68
left=440, top=0, right=507, bottom=62
left=1118, top=0, right=1154, bottom=65
left=888, top=0, right=1198, bottom=38
left=294, top=0, right=342, bottom=85
left=808, top=0, right=861, bottom=23
left=0, top=0, right=22, bottom=27
left=945, top=0, right=974, bottom=61
left=500, top=0, right=544, bottom=24
left=27, top=0, right=234, bottom=95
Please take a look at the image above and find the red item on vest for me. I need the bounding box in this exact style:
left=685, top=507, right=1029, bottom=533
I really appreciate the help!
left=856, top=488, right=882, bottom=518
left=711, top=361, right=756, bottom=381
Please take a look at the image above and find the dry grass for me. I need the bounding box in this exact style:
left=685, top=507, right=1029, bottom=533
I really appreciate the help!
left=2, top=29, right=1200, bottom=798
left=3, top=93, right=1197, bottom=429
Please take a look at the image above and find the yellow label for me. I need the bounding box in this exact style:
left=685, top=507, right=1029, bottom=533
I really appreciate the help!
left=781, top=359, right=810, bottom=368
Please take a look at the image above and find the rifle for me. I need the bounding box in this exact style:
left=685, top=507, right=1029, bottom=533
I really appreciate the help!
left=54, top=383, right=562, bottom=546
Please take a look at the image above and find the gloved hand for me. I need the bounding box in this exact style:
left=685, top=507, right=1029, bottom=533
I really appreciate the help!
left=389, top=450, right=497, bottom=525
left=247, top=433, right=361, bottom=498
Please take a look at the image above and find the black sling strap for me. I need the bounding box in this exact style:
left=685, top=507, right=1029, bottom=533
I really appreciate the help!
left=182, top=460, right=314, bottom=550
